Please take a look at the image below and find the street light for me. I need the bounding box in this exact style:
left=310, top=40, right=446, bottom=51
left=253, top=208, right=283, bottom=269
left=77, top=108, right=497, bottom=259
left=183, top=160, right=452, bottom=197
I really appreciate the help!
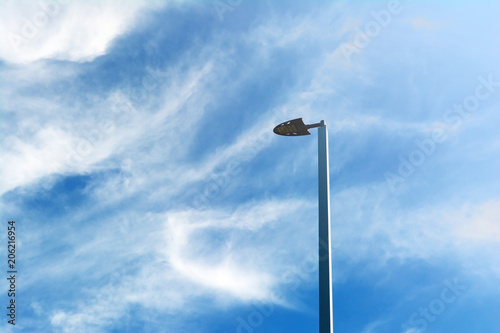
left=273, top=118, right=333, bottom=333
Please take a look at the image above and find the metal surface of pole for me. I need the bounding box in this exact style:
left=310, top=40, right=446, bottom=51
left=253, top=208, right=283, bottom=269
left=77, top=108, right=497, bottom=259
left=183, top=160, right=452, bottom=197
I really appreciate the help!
left=318, top=120, right=333, bottom=333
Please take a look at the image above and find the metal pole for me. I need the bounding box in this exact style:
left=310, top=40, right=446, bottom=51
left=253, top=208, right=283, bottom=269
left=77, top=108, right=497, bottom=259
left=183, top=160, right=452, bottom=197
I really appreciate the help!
left=318, top=120, right=333, bottom=333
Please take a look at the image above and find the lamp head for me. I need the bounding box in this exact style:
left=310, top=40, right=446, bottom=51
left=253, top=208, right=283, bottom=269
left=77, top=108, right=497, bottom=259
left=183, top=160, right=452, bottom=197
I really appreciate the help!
left=273, top=118, right=311, bottom=136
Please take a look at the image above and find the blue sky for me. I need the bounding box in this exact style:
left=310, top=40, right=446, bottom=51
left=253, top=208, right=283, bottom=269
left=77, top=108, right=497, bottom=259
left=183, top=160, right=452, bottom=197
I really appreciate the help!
left=1, top=1, right=499, bottom=332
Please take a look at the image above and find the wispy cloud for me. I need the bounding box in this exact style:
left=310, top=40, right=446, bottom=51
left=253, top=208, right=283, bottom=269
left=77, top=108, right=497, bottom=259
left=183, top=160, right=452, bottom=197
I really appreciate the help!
left=2, top=1, right=500, bottom=332
left=0, top=0, right=166, bottom=64
left=331, top=183, right=500, bottom=284
left=41, top=198, right=314, bottom=332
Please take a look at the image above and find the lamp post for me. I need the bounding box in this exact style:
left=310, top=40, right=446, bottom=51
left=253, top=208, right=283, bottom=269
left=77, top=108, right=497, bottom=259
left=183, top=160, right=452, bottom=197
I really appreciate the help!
left=273, top=118, right=333, bottom=333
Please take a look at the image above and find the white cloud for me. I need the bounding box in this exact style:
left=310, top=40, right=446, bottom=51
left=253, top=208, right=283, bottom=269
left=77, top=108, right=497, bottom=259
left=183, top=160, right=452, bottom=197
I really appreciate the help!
left=0, top=58, right=212, bottom=195
left=0, top=0, right=165, bottom=64
left=331, top=183, right=500, bottom=284
left=4, top=3, right=498, bottom=331
left=452, top=201, right=500, bottom=243
left=0, top=127, right=74, bottom=194
left=45, top=198, right=315, bottom=332
left=161, top=200, right=314, bottom=302
left=0, top=0, right=360, bottom=197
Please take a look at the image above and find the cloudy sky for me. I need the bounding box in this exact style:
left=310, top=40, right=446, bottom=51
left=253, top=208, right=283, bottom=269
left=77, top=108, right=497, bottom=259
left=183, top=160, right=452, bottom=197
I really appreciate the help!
left=1, top=1, right=499, bottom=332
